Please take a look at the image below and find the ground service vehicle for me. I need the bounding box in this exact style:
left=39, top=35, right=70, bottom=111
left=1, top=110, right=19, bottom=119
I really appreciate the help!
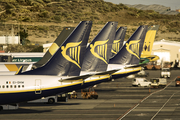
left=175, top=76, right=180, bottom=86
left=28, top=96, right=58, bottom=104
left=150, top=78, right=167, bottom=88
left=0, top=104, right=19, bottom=111
left=81, top=87, right=98, bottom=99
left=68, top=91, right=78, bottom=99
left=161, top=68, right=171, bottom=78
left=57, top=93, right=68, bottom=102
left=132, top=77, right=151, bottom=87
left=136, top=69, right=149, bottom=77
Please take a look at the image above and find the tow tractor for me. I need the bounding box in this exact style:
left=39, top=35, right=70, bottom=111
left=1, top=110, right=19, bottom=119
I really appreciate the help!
left=150, top=78, right=167, bottom=88
left=81, top=87, right=98, bottom=99
left=0, top=104, right=19, bottom=111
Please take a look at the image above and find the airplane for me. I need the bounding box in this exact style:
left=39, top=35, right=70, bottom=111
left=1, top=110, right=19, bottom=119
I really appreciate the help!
left=0, top=21, right=120, bottom=107
left=18, top=21, right=118, bottom=76
left=140, top=25, right=159, bottom=62
left=0, top=25, right=125, bottom=75
left=107, top=25, right=148, bottom=79
left=80, top=25, right=148, bottom=80
left=0, top=27, right=75, bottom=75
left=0, top=21, right=92, bottom=105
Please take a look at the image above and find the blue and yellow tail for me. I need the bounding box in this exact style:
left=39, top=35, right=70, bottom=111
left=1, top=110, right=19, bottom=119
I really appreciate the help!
left=81, top=22, right=118, bottom=72
left=17, top=21, right=92, bottom=76
left=141, top=25, right=159, bottom=62
left=111, top=26, right=127, bottom=58
left=109, top=25, right=148, bottom=65
left=33, top=27, right=75, bottom=68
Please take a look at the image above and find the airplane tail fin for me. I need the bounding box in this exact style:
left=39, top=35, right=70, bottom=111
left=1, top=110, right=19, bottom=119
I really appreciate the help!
left=33, top=27, right=75, bottom=69
left=141, top=25, right=159, bottom=57
left=81, top=22, right=118, bottom=72
left=109, top=25, right=148, bottom=65
left=17, top=21, right=92, bottom=76
left=111, top=26, right=127, bottom=58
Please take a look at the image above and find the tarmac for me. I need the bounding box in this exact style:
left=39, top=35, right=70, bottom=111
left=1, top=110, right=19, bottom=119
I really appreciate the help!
left=0, top=70, right=180, bottom=120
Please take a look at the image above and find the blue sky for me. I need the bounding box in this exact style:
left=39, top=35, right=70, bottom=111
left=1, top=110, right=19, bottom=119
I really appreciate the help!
left=104, top=0, right=180, bottom=10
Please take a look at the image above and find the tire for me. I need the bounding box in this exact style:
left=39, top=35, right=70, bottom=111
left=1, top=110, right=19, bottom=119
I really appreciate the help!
left=48, top=98, right=55, bottom=104
left=65, top=97, right=68, bottom=102
left=138, top=84, right=141, bottom=87
left=94, top=95, right=98, bottom=99
left=0, top=106, right=3, bottom=111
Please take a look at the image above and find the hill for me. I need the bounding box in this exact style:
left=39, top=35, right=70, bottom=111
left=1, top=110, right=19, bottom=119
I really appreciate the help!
left=125, top=4, right=179, bottom=15
left=0, top=0, right=180, bottom=48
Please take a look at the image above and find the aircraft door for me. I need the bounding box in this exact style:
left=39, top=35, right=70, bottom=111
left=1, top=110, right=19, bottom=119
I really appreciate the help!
left=35, top=79, right=41, bottom=94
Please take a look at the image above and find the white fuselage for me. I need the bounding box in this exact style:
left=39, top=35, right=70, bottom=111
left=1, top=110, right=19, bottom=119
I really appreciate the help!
left=0, top=74, right=110, bottom=105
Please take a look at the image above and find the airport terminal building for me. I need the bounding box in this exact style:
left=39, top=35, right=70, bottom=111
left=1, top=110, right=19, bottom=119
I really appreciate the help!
left=152, top=39, right=180, bottom=63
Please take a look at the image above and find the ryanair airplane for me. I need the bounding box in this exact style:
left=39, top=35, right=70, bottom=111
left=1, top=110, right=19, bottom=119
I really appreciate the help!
left=107, top=25, right=148, bottom=79
left=0, top=26, right=75, bottom=75
left=81, top=22, right=118, bottom=73
left=0, top=21, right=117, bottom=108
left=80, top=25, right=148, bottom=79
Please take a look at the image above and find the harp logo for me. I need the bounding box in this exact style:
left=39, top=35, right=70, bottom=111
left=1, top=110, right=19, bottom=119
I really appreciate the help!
left=61, top=41, right=82, bottom=68
left=90, top=39, right=109, bottom=64
left=126, top=40, right=140, bottom=59
left=111, top=39, right=121, bottom=54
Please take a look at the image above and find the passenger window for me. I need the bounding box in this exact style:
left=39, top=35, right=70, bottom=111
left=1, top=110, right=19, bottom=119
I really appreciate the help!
left=22, top=85, right=24, bottom=88
left=6, top=85, right=8, bottom=88
left=2, top=85, right=5, bottom=88
left=10, top=85, right=13, bottom=88
left=0, top=86, right=1, bottom=88
left=18, top=85, right=20, bottom=88
left=14, top=85, right=16, bottom=88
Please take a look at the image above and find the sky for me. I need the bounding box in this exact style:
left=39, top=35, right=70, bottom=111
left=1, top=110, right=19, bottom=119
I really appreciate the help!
left=104, top=0, right=180, bottom=10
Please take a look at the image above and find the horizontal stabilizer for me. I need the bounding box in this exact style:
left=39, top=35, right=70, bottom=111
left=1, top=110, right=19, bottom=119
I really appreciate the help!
left=95, top=69, right=120, bottom=75
left=124, top=64, right=146, bottom=69
left=59, top=74, right=92, bottom=82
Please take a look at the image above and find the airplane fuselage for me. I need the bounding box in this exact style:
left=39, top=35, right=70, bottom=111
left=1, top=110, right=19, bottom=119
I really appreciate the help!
left=0, top=75, right=110, bottom=105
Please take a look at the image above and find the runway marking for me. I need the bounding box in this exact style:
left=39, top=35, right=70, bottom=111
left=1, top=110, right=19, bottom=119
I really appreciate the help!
left=150, top=91, right=178, bottom=120
left=118, top=77, right=176, bottom=120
